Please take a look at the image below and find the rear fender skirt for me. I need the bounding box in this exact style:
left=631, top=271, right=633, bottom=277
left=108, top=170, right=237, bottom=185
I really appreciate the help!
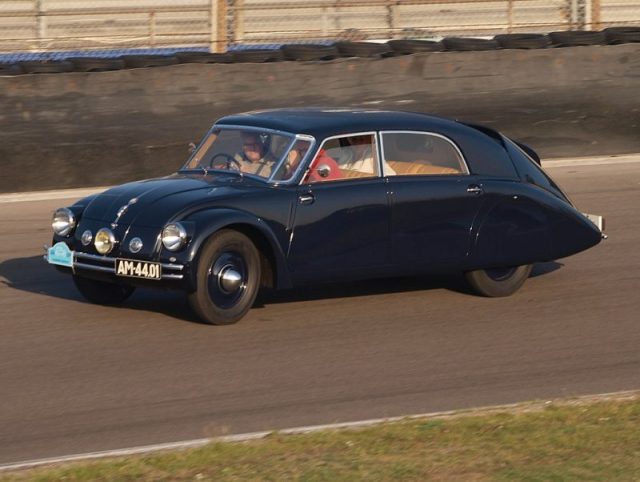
left=469, top=184, right=601, bottom=269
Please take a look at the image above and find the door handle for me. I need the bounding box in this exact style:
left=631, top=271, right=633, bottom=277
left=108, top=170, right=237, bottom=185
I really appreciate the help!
left=466, top=184, right=483, bottom=195
left=298, top=193, right=314, bottom=205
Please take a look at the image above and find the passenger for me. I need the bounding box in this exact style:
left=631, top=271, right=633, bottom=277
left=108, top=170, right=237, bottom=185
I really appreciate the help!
left=342, top=135, right=396, bottom=175
left=234, top=132, right=276, bottom=177
left=283, top=142, right=342, bottom=182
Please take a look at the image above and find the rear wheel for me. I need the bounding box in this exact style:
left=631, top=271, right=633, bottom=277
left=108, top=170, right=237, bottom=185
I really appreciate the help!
left=465, top=264, right=532, bottom=297
left=188, top=230, right=261, bottom=325
left=73, top=275, right=135, bottom=304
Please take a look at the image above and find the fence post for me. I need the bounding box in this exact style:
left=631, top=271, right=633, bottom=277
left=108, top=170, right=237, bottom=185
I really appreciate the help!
left=590, top=0, right=601, bottom=30
left=210, top=0, right=227, bottom=53
left=35, top=0, right=46, bottom=50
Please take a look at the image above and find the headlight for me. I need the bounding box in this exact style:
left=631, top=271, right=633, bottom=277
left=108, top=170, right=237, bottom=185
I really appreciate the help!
left=94, top=228, right=116, bottom=255
left=161, top=223, right=187, bottom=251
left=52, top=208, right=76, bottom=236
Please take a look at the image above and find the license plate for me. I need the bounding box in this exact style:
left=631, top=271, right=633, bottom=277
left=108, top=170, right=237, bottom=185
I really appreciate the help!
left=115, top=258, right=162, bottom=280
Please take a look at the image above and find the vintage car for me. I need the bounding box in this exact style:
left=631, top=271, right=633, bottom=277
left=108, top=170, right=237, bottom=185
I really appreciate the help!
left=46, top=108, right=605, bottom=324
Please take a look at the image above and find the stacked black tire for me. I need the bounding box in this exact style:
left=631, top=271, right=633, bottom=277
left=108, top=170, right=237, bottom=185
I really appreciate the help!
left=1, top=26, right=639, bottom=75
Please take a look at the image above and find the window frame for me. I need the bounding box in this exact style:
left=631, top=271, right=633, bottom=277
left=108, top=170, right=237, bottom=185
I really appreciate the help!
left=300, top=131, right=382, bottom=185
left=378, top=130, right=471, bottom=177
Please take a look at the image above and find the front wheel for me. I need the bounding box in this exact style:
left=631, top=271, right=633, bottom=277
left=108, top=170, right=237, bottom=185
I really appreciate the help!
left=464, top=264, right=532, bottom=297
left=188, top=230, right=261, bottom=325
left=73, top=275, right=135, bottom=304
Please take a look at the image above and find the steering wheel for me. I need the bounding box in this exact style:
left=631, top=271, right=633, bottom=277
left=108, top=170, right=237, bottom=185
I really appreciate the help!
left=209, top=153, right=242, bottom=171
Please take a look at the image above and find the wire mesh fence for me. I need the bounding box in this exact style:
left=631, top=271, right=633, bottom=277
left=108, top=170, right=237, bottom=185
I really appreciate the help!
left=0, top=0, right=639, bottom=54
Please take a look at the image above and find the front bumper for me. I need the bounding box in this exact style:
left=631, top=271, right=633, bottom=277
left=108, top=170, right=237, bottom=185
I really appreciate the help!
left=44, top=245, right=192, bottom=289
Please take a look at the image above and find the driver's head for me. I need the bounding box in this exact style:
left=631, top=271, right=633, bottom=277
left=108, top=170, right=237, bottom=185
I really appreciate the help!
left=241, top=132, right=265, bottom=162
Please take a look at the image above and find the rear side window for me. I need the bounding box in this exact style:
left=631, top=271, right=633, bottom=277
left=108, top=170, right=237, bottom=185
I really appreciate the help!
left=381, top=132, right=468, bottom=176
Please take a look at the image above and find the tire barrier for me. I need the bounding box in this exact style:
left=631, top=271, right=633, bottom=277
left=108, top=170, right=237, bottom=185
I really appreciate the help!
left=387, top=39, right=444, bottom=54
left=280, top=44, right=339, bottom=61
left=548, top=30, right=607, bottom=47
left=231, top=49, right=284, bottom=63
left=1, top=27, right=639, bottom=75
left=604, top=26, right=640, bottom=44
left=494, top=33, right=551, bottom=49
left=18, top=60, right=74, bottom=74
left=442, top=37, right=500, bottom=51
left=121, top=55, right=180, bottom=68
left=335, top=41, right=393, bottom=58
left=68, top=57, right=126, bottom=72
left=175, top=52, right=233, bottom=64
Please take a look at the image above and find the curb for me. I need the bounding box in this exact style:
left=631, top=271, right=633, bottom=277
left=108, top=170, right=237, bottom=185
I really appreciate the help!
left=1, top=389, right=638, bottom=473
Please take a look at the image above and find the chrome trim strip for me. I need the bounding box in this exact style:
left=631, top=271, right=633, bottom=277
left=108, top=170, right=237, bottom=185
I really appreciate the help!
left=75, top=261, right=114, bottom=273
left=379, top=130, right=471, bottom=175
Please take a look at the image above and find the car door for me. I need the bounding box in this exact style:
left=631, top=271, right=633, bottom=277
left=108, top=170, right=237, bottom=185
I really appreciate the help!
left=381, top=131, right=484, bottom=271
left=287, top=133, right=391, bottom=283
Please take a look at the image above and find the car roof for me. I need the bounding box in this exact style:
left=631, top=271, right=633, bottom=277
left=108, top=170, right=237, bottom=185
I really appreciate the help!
left=215, top=108, right=469, bottom=139
left=215, top=108, right=519, bottom=179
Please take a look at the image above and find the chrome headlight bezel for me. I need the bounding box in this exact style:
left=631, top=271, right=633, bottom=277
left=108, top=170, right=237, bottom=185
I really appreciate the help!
left=94, top=228, right=117, bottom=255
left=52, top=208, right=76, bottom=237
left=161, top=222, right=187, bottom=252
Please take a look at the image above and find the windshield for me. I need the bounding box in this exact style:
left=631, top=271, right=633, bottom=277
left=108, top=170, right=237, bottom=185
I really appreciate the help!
left=182, top=127, right=307, bottom=182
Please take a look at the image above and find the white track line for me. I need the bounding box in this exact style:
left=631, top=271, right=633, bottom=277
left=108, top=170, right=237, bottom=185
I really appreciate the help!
left=0, top=154, right=638, bottom=204
left=1, top=389, right=638, bottom=473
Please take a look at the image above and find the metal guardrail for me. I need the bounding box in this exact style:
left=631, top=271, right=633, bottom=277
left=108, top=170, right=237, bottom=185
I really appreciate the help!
left=0, top=0, right=638, bottom=54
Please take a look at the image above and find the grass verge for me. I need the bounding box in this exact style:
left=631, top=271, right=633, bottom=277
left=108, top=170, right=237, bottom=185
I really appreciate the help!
left=3, top=394, right=640, bottom=481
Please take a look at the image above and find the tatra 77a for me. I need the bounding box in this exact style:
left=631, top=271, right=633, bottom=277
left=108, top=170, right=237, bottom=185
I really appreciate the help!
left=46, top=109, right=605, bottom=324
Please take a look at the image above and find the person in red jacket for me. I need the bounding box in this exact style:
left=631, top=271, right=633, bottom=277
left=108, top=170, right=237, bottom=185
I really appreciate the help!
left=281, top=141, right=342, bottom=183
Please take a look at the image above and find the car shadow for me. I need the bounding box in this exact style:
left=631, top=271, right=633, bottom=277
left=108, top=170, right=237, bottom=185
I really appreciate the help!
left=1, top=255, right=564, bottom=322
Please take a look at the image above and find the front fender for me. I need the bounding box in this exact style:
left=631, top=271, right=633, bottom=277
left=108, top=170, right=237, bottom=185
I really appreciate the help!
left=182, top=208, right=292, bottom=290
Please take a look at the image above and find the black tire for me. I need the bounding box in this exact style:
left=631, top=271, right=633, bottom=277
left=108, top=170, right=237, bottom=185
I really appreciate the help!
left=494, top=33, right=550, bottom=49
left=387, top=39, right=443, bottom=54
left=280, top=44, right=339, bottom=61
left=188, top=230, right=261, bottom=325
left=548, top=30, right=606, bottom=47
left=18, top=60, right=74, bottom=74
left=0, top=63, right=23, bottom=75
left=604, top=26, right=640, bottom=44
left=465, top=264, right=532, bottom=297
left=442, top=37, right=500, bottom=51
left=68, top=57, right=125, bottom=72
left=231, top=49, right=283, bottom=63
left=120, top=55, right=180, bottom=68
left=73, top=275, right=135, bottom=305
left=335, top=41, right=393, bottom=58
left=176, top=52, right=233, bottom=64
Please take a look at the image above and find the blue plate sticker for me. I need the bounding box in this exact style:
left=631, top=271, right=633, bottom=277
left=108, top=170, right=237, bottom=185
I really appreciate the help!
left=47, top=242, right=74, bottom=267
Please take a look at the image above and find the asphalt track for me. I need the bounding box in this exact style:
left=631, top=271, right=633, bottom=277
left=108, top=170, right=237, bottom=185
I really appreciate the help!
left=0, top=161, right=639, bottom=465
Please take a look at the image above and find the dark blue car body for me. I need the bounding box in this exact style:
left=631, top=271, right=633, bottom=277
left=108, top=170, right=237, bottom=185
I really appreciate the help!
left=49, top=108, right=603, bottom=324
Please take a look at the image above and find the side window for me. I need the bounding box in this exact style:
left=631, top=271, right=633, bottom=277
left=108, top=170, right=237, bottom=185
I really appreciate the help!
left=381, top=132, right=467, bottom=176
left=321, top=133, right=380, bottom=180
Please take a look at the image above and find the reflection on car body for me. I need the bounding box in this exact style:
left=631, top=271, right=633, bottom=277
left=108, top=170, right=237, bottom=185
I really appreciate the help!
left=45, top=108, right=605, bottom=325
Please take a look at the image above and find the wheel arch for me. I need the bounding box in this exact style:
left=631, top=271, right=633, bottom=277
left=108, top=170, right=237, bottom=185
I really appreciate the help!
left=185, top=208, right=292, bottom=290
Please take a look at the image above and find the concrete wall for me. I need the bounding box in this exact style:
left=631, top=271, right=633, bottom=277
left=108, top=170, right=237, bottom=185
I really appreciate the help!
left=0, top=43, right=638, bottom=193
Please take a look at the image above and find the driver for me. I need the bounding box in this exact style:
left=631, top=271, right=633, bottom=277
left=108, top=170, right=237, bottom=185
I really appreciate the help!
left=234, top=132, right=276, bottom=177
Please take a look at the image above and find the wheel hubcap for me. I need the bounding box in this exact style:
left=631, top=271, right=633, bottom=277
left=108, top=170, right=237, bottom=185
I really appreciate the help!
left=218, top=265, right=243, bottom=294
left=485, top=266, right=517, bottom=281
left=207, top=252, right=247, bottom=308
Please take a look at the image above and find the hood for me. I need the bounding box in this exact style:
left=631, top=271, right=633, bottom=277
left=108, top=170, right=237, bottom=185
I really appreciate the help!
left=81, top=173, right=265, bottom=228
